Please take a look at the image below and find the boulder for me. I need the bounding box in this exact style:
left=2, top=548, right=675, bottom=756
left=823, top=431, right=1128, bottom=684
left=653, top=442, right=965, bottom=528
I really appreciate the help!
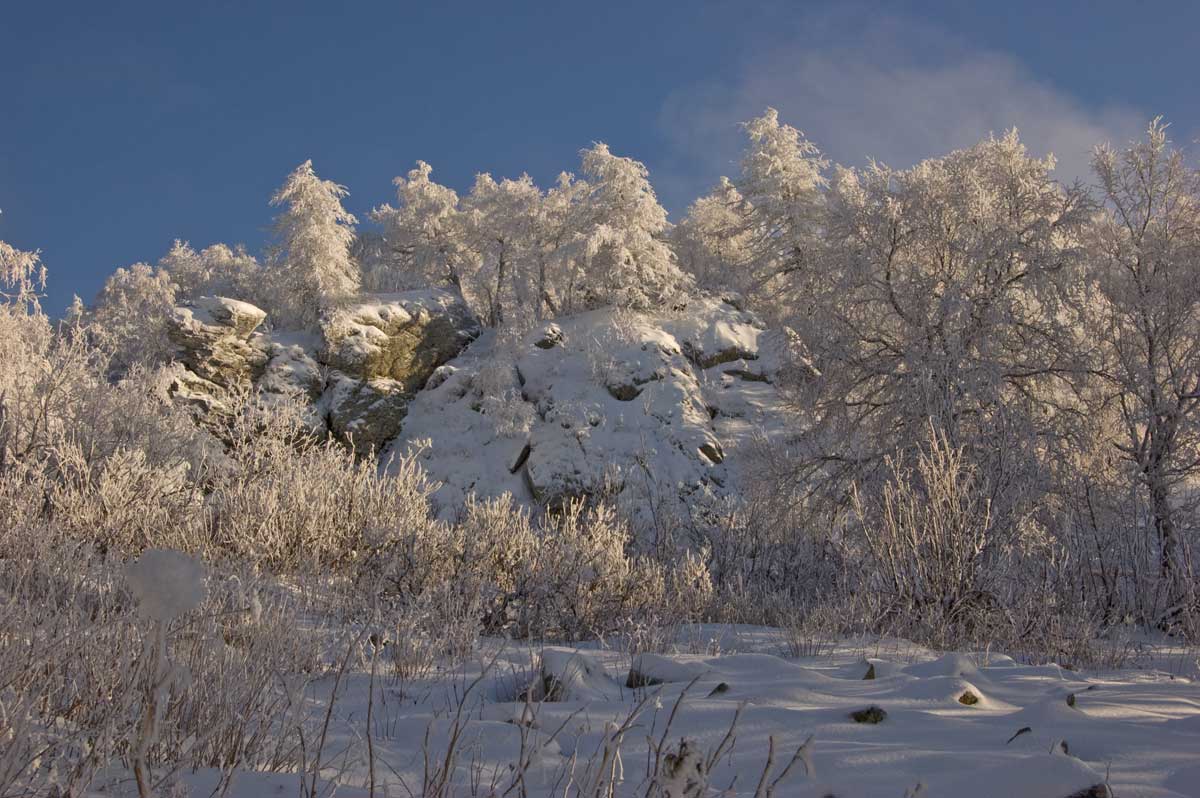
left=161, top=362, right=233, bottom=423
left=168, top=296, right=269, bottom=388
left=321, top=290, right=480, bottom=393
left=258, top=341, right=329, bottom=436
left=325, top=372, right=410, bottom=455
left=523, top=424, right=594, bottom=510
left=260, top=341, right=324, bottom=401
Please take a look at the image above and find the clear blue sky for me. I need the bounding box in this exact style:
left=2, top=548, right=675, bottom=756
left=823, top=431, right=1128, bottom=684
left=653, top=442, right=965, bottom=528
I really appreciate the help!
left=3, top=0, right=1197, bottom=314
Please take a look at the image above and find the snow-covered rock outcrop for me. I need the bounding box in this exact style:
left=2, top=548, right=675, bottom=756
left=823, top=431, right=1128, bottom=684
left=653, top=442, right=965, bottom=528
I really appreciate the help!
left=319, top=291, right=481, bottom=453
left=163, top=291, right=794, bottom=509
left=167, top=296, right=270, bottom=389
left=392, top=296, right=794, bottom=521
left=164, top=289, right=481, bottom=451
left=321, top=291, right=480, bottom=391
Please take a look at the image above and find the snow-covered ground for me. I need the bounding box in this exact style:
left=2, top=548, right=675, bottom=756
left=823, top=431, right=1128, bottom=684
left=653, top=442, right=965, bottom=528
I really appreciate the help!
left=98, top=627, right=1200, bottom=798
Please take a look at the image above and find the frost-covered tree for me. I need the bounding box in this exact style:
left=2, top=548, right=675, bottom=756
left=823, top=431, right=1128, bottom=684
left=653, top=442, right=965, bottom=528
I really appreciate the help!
left=738, top=107, right=828, bottom=282
left=790, top=131, right=1091, bottom=515
left=566, top=143, right=687, bottom=313
left=460, top=173, right=541, bottom=327
left=268, top=160, right=360, bottom=328
left=370, top=161, right=467, bottom=293
left=672, top=177, right=754, bottom=298
left=1087, top=120, right=1200, bottom=599
left=0, top=238, right=46, bottom=308
left=159, top=239, right=262, bottom=305
left=531, top=171, right=589, bottom=320
left=674, top=109, right=827, bottom=320
left=89, top=262, right=179, bottom=374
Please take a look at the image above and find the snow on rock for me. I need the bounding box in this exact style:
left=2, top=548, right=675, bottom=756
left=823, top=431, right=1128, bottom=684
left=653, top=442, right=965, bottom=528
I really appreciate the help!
left=393, top=296, right=793, bottom=520
left=164, top=290, right=480, bottom=452
left=260, top=335, right=324, bottom=401
left=161, top=362, right=234, bottom=423
left=167, top=296, right=269, bottom=388
left=317, top=290, right=480, bottom=452
left=325, top=371, right=410, bottom=454
left=538, top=648, right=621, bottom=701
left=320, top=289, right=481, bottom=391
left=125, top=548, right=208, bottom=623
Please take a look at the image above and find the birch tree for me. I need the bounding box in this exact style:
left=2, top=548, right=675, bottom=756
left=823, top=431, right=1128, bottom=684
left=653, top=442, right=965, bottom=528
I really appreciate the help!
left=1088, top=120, right=1200, bottom=605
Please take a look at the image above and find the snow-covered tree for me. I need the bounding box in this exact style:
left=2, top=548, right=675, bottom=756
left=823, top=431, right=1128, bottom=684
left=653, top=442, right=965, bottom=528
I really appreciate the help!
left=530, top=171, right=589, bottom=320
left=159, top=239, right=262, bottom=305
left=89, top=262, right=179, bottom=374
left=673, top=109, right=827, bottom=320
left=790, top=131, right=1091, bottom=516
left=268, top=160, right=360, bottom=328
left=370, top=161, right=467, bottom=293
left=460, top=172, right=541, bottom=327
left=0, top=238, right=45, bottom=309
left=672, top=177, right=755, bottom=298
left=1087, top=120, right=1200, bottom=602
left=566, top=143, right=687, bottom=313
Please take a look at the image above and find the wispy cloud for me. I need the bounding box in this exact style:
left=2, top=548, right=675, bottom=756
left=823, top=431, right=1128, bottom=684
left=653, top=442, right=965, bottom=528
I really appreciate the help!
left=656, top=10, right=1146, bottom=211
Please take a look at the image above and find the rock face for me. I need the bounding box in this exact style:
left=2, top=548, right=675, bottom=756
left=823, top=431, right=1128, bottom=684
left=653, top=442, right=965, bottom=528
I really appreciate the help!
left=321, top=291, right=481, bottom=392
left=164, top=290, right=481, bottom=452
left=391, top=296, right=794, bottom=522
left=325, top=373, right=411, bottom=455
left=167, top=297, right=269, bottom=388
left=319, top=291, right=480, bottom=452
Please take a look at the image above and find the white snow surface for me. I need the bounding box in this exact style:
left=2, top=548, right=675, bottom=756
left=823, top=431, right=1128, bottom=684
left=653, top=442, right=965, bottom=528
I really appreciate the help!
left=93, top=630, right=1200, bottom=797
left=390, top=296, right=793, bottom=520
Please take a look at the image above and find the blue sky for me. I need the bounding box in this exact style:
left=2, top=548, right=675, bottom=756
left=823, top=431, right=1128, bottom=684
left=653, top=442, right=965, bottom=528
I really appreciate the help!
left=3, top=0, right=1198, bottom=314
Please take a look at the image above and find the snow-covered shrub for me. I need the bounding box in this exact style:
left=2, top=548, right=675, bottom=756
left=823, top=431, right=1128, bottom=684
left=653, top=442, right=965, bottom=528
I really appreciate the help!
left=206, top=403, right=438, bottom=569
left=0, top=511, right=329, bottom=796
left=850, top=430, right=1037, bottom=648
left=470, top=329, right=536, bottom=439
left=158, top=239, right=263, bottom=306
left=88, top=261, right=179, bottom=375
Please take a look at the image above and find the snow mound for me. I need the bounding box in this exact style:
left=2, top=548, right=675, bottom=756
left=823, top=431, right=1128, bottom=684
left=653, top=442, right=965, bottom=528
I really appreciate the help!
left=903, top=652, right=981, bottom=680
left=539, top=648, right=621, bottom=702
left=929, top=754, right=1106, bottom=798
left=392, top=295, right=793, bottom=521
left=627, top=653, right=711, bottom=687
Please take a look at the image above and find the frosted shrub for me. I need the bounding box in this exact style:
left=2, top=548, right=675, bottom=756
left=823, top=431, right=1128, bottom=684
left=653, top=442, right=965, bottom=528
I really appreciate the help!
left=471, top=332, right=535, bottom=439
left=851, top=430, right=1031, bottom=647
left=207, top=403, right=438, bottom=569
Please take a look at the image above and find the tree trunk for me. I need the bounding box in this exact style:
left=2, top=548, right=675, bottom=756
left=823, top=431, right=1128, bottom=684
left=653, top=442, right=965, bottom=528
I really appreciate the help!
left=1147, top=468, right=1179, bottom=582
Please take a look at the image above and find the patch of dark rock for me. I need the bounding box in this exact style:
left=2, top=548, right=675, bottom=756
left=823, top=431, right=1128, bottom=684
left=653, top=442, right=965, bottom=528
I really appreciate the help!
left=850, top=706, right=887, bottom=724
left=1005, top=726, right=1031, bottom=744
left=509, top=443, right=532, bottom=474
left=625, top=669, right=661, bottom=689
left=723, top=367, right=770, bottom=382
left=958, top=690, right=980, bottom=706
left=1064, top=784, right=1107, bottom=797
left=533, top=324, right=564, bottom=349
left=698, top=442, right=725, bottom=464
left=607, top=382, right=642, bottom=401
